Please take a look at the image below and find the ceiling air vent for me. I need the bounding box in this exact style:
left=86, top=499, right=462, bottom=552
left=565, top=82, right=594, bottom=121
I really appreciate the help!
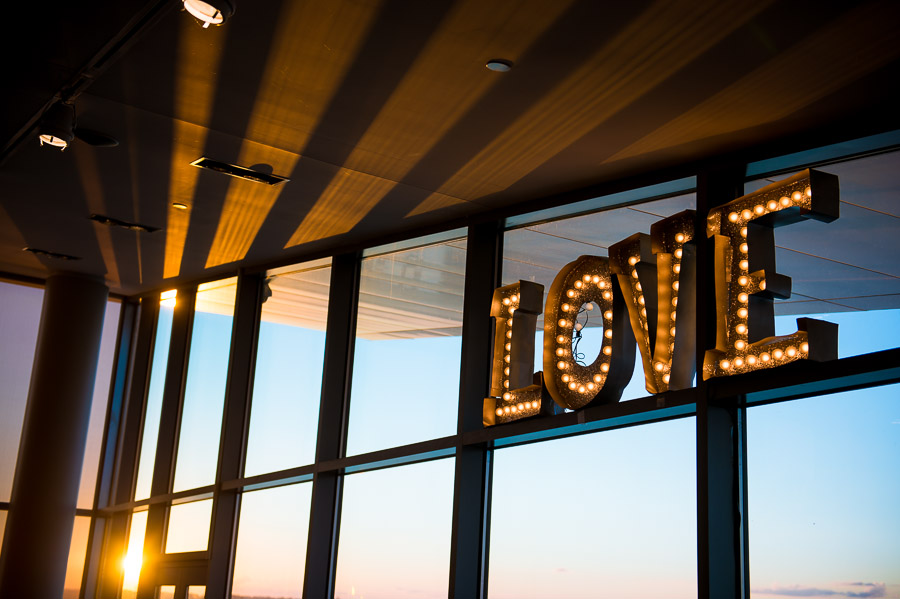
left=23, top=247, right=81, bottom=260
left=90, top=214, right=160, bottom=233
left=190, top=157, right=290, bottom=185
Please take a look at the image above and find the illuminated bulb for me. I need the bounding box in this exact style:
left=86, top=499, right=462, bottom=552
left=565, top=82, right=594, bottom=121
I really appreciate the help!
left=740, top=227, right=748, bottom=238
left=562, top=374, right=570, bottom=382
left=673, top=281, right=679, bottom=291
left=504, top=406, right=511, bottom=414
left=603, top=346, right=612, bottom=355
left=557, top=360, right=567, bottom=369
left=754, top=205, right=764, bottom=215
left=670, top=327, right=676, bottom=337
left=509, top=307, right=516, bottom=315
left=556, top=348, right=565, bottom=356
left=593, top=374, right=603, bottom=383
left=740, top=243, right=748, bottom=253
left=507, top=319, right=513, bottom=326
left=654, top=362, right=664, bottom=372
left=675, top=233, right=685, bottom=242
left=728, top=212, right=739, bottom=222
left=511, top=294, right=519, bottom=303
left=747, top=355, right=757, bottom=365
left=505, top=343, right=511, bottom=351
left=603, top=291, right=612, bottom=300
left=583, top=274, right=591, bottom=282
left=736, top=324, right=747, bottom=334
left=517, top=403, right=524, bottom=411
left=738, top=276, right=749, bottom=286
left=638, top=295, right=645, bottom=305
left=674, top=264, right=681, bottom=274
left=735, top=340, right=746, bottom=350
left=801, top=342, right=809, bottom=353
left=503, top=380, right=510, bottom=388
left=791, top=191, right=803, bottom=201
left=496, top=408, right=504, bottom=416
left=531, top=401, right=540, bottom=409
left=671, top=311, right=677, bottom=321
left=592, top=275, right=600, bottom=284
left=567, top=289, right=576, bottom=298
left=805, top=186, right=812, bottom=197
left=562, top=303, right=571, bottom=312
left=587, top=382, right=595, bottom=390
left=674, top=248, right=683, bottom=259
left=734, top=357, right=744, bottom=367
left=738, top=308, right=748, bottom=318
left=759, top=280, right=766, bottom=290
left=738, top=293, right=749, bottom=303
left=600, top=363, right=609, bottom=373
left=503, top=392, right=511, bottom=400
left=558, top=319, right=569, bottom=327
left=786, top=346, right=797, bottom=357
left=741, top=209, right=752, bottom=220
left=740, top=260, right=749, bottom=270
left=604, top=311, right=613, bottom=320
left=628, top=256, right=639, bottom=265
left=720, top=360, right=731, bottom=370
left=631, top=270, right=639, bottom=279
left=574, top=322, right=583, bottom=331
left=604, top=329, right=612, bottom=339
left=504, top=354, right=510, bottom=363
left=504, top=367, right=509, bottom=375
left=662, top=374, right=670, bottom=383
left=635, top=282, right=642, bottom=292
left=599, top=281, right=607, bottom=289
left=506, top=330, right=513, bottom=338
left=767, top=200, right=778, bottom=211
left=557, top=335, right=567, bottom=344
left=641, top=308, right=647, bottom=317
left=780, top=196, right=791, bottom=207
left=773, top=349, right=784, bottom=359
left=578, top=386, right=586, bottom=393
left=761, top=352, right=770, bottom=362
left=503, top=298, right=510, bottom=305
left=568, top=381, right=577, bottom=390
left=672, top=297, right=678, bottom=307
left=574, top=280, right=583, bottom=289
left=585, top=303, right=593, bottom=311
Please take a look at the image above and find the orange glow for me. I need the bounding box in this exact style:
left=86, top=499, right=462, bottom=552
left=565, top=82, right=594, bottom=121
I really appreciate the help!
left=164, top=19, right=228, bottom=279
left=121, top=510, right=148, bottom=595
left=207, top=0, right=381, bottom=266
left=605, top=2, right=900, bottom=165
left=160, top=289, right=177, bottom=308
left=288, top=0, right=575, bottom=245
left=409, top=0, right=773, bottom=216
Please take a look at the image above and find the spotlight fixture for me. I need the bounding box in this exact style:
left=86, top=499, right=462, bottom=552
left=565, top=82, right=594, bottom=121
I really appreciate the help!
left=182, top=0, right=235, bottom=27
left=38, top=103, right=75, bottom=149
left=485, top=59, right=513, bottom=72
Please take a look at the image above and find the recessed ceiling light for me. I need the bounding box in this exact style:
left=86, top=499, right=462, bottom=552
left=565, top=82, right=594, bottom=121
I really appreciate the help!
left=190, top=157, right=290, bottom=185
left=485, top=59, right=513, bottom=72
left=89, top=214, right=160, bottom=233
left=172, top=202, right=189, bottom=210
left=183, top=0, right=235, bottom=28
left=23, top=247, right=81, bottom=260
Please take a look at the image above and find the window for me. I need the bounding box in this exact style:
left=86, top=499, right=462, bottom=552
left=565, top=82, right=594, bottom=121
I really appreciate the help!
left=165, top=497, right=213, bottom=553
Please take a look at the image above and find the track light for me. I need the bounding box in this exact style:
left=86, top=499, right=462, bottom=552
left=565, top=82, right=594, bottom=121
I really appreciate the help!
left=183, top=0, right=234, bottom=27
left=38, top=103, right=75, bottom=150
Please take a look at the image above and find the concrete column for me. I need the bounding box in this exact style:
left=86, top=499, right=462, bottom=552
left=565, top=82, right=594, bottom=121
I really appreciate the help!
left=0, top=273, right=108, bottom=599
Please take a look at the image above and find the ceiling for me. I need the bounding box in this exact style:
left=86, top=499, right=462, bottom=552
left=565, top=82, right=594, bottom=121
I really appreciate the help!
left=2, top=0, right=900, bottom=296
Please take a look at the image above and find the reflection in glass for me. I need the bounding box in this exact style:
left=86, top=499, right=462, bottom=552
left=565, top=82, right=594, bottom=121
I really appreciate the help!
left=134, top=293, right=176, bottom=500
left=187, top=586, right=206, bottom=599
left=0, top=281, right=43, bottom=502
left=346, top=239, right=466, bottom=456
left=173, top=278, right=237, bottom=492
left=489, top=418, right=697, bottom=598
left=245, top=260, right=331, bottom=477
left=122, top=509, right=148, bottom=599
left=748, top=385, right=900, bottom=598
left=158, top=586, right=175, bottom=599
left=334, top=459, right=455, bottom=599
left=503, top=194, right=697, bottom=402
left=63, top=516, right=91, bottom=599
left=78, top=300, right=121, bottom=509
left=745, top=150, right=900, bottom=358
left=232, top=483, right=312, bottom=598
left=165, top=497, right=213, bottom=553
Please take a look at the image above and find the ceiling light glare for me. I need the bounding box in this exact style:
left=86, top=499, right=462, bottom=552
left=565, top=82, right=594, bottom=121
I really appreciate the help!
left=183, top=0, right=234, bottom=27
left=485, top=59, right=513, bottom=72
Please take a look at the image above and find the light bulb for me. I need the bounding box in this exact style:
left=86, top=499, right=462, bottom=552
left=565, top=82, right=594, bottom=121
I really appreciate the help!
left=735, top=340, right=746, bottom=350
left=604, top=329, right=612, bottom=339
left=593, top=373, right=603, bottom=382
left=720, top=360, right=731, bottom=370
left=504, top=354, right=510, bottom=363
left=738, top=276, right=749, bottom=286
left=503, top=380, right=510, bottom=388
left=506, top=330, right=512, bottom=338
left=773, top=349, right=783, bottom=359
left=503, top=392, right=511, bottom=400
left=747, top=355, right=757, bottom=365
left=740, top=243, right=748, bottom=253
left=728, top=212, right=739, bottom=222
left=511, top=294, right=519, bottom=303
left=574, top=280, right=583, bottom=289
left=739, top=260, right=749, bottom=270
left=767, top=200, right=778, bottom=211
left=504, top=406, right=511, bottom=414
left=600, top=363, right=609, bottom=373
left=603, top=291, right=612, bottom=300
left=556, top=348, right=565, bottom=356
left=638, top=295, right=645, bottom=305
left=801, top=342, right=809, bottom=353
left=654, top=362, right=664, bottom=372
left=505, top=343, right=511, bottom=351
left=741, top=209, right=752, bottom=220
left=568, top=381, right=577, bottom=390
left=740, top=227, right=748, bottom=238
left=674, top=248, right=683, bottom=258
left=738, top=308, right=748, bottom=318
left=761, top=352, right=770, bottom=362
left=631, top=270, right=639, bottom=279
left=754, top=205, right=764, bottom=215
left=509, top=307, right=516, bottom=315
left=558, top=319, right=569, bottom=327
left=628, top=256, right=638, bottom=265
left=786, top=346, right=797, bottom=357
left=574, top=322, right=583, bottom=331
left=504, top=367, right=509, bottom=375
left=805, top=186, right=812, bottom=197
left=674, top=264, right=681, bottom=273
left=673, top=281, right=679, bottom=291
left=578, top=386, right=586, bottom=393
left=592, top=275, right=600, bottom=284
left=562, top=303, right=571, bottom=312
left=587, top=382, right=595, bottom=390
left=567, top=289, right=576, bottom=298
left=496, top=408, right=504, bottom=416
left=503, top=298, right=510, bottom=305
left=663, top=374, right=670, bottom=383
left=604, top=311, right=613, bottom=320
left=585, top=303, right=593, bottom=311
left=736, top=324, right=747, bottom=334
left=603, top=346, right=612, bottom=355
left=780, top=196, right=791, bottom=207
left=675, top=233, right=685, bottom=242
left=635, top=282, right=642, bottom=292
left=734, top=357, right=744, bottom=367
left=557, top=360, right=567, bottom=369
left=738, top=293, right=749, bottom=303
left=557, top=335, right=567, bottom=344
left=562, top=374, right=570, bottom=382
left=670, top=327, right=676, bottom=336
left=583, top=274, right=591, bottom=282
left=791, top=191, right=803, bottom=201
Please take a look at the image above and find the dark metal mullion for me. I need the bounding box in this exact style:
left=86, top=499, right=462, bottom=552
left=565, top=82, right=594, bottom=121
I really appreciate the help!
left=737, top=404, right=751, bottom=599
left=449, top=221, right=503, bottom=599
left=138, top=285, right=197, bottom=599
left=695, top=166, right=745, bottom=599
left=302, top=252, right=361, bottom=599
left=81, top=298, right=138, bottom=599
left=97, top=295, right=158, bottom=599
left=206, top=273, right=263, bottom=597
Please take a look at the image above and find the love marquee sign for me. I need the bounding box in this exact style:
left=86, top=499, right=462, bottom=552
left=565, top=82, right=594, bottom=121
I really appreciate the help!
left=484, top=169, right=840, bottom=426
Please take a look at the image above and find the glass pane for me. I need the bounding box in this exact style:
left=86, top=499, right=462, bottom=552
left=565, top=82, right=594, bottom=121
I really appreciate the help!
left=187, top=586, right=205, bottom=599
left=122, top=509, right=149, bottom=599
left=158, top=586, right=175, bottom=599
left=245, top=260, right=331, bottom=477
left=135, top=292, right=177, bottom=500
left=0, top=281, right=43, bottom=501
left=231, top=483, right=312, bottom=599
left=745, top=150, right=900, bottom=358
left=489, top=418, right=697, bottom=598
left=748, top=385, right=900, bottom=598
left=165, top=497, right=213, bottom=553
left=78, top=300, right=121, bottom=508
left=334, top=459, right=455, bottom=599
left=503, top=193, right=697, bottom=402
left=63, top=516, right=91, bottom=599
left=346, top=239, right=466, bottom=456
left=173, top=278, right=237, bottom=492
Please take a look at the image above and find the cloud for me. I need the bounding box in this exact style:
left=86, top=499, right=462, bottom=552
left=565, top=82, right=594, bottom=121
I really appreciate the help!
left=752, top=583, right=886, bottom=598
